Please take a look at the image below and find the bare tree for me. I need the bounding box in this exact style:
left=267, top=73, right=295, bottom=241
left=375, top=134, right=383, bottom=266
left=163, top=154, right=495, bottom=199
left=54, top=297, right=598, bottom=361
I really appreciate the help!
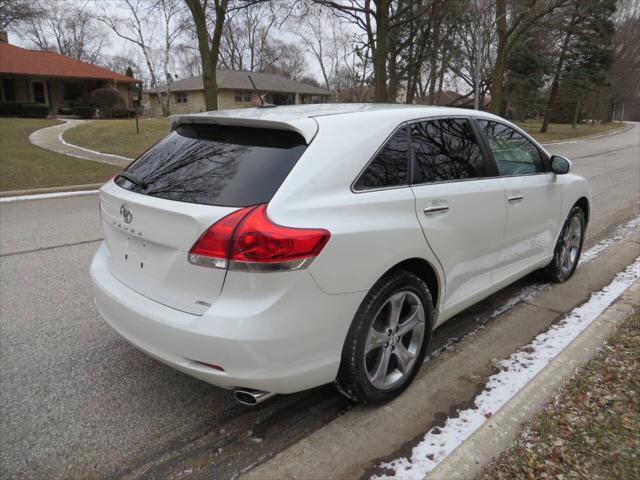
left=98, top=0, right=186, bottom=116
left=291, top=5, right=349, bottom=90
left=0, top=0, right=37, bottom=30
left=20, top=0, right=109, bottom=63
left=219, top=1, right=288, bottom=72
left=262, top=40, right=308, bottom=80
left=311, top=0, right=392, bottom=102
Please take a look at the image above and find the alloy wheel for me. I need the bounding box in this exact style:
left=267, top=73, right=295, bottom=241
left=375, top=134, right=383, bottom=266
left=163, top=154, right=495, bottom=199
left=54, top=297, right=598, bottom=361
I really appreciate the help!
left=364, top=290, right=425, bottom=390
left=560, top=215, right=582, bottom=274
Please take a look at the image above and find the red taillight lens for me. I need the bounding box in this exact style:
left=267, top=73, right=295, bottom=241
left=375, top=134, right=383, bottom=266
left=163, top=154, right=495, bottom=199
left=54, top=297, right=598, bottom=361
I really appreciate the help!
left=188, top=206, right=257, bottom=269
left=189, top=204, right=330, bottom=271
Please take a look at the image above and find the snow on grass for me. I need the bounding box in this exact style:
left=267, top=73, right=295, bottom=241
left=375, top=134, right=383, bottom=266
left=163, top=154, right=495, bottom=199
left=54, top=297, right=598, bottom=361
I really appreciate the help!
left=373, top=257, right=640, bottom=480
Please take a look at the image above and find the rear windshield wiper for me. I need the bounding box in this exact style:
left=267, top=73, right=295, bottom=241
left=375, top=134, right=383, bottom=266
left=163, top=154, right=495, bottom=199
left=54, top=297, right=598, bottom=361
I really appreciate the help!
left=117, top=172, right=148, bottom=190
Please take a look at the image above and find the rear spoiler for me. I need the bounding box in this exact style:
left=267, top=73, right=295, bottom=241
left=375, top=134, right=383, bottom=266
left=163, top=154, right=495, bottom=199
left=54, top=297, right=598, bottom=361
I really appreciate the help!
left=170, top=112, right=319, bottom=144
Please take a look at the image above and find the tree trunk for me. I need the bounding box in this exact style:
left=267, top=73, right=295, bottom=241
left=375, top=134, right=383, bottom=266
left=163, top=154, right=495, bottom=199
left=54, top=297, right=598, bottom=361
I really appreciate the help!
left=185, top=0, right=228, bottom=111
left=572, top=95, right=581, bottom=128
left=540, top=27, right=573, bottom=133
left=374, top=0, right=388, bottom=103
left=489, top=0, right=507, bottom=114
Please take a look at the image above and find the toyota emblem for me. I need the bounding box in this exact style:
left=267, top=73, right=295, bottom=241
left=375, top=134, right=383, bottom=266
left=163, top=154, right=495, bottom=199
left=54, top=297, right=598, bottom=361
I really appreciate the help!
left=120, top=203, right=133, bottom=224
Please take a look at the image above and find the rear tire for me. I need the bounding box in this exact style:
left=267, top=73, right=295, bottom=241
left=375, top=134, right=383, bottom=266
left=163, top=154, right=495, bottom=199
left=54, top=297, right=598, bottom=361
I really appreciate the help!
left=541, top=206, right=585, bottom=283
left=336, top=270, right=434, bottom=405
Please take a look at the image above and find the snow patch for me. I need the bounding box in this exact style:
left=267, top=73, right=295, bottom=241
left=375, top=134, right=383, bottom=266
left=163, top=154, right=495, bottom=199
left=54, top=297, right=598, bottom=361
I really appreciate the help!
left=373, top=257, right=639, bottom=480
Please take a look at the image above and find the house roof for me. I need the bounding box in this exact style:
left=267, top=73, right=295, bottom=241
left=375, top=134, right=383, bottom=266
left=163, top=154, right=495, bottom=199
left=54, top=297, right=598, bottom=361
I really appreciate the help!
left=147, top=71, right=331, bottom=96
left=0, top=42, right=139, bottom=84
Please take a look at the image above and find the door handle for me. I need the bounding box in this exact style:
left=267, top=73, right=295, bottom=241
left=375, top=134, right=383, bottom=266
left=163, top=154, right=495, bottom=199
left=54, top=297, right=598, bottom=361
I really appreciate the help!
left=507, top=195, right=524, bottom=204
left=423, top=205, right=450, bottom=215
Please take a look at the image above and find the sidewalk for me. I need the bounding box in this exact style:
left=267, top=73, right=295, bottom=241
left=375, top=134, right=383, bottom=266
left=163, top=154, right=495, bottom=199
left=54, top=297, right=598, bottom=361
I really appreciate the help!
left=29, top=119, right=132, bottom=167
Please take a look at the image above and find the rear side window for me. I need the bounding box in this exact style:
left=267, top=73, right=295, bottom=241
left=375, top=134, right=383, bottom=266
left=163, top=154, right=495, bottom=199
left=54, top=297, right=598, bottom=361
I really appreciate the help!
left=410, top=119, right=489, bottom=184
left=115, top=124, right=307, bottom=207
left=354, top=126, right=409, bottom=191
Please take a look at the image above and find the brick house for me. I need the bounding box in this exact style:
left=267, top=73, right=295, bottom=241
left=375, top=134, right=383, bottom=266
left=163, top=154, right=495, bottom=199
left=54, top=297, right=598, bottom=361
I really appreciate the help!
left=144, top=71, right=332, bottom=115
left=0, top=32, right=140, bottom=115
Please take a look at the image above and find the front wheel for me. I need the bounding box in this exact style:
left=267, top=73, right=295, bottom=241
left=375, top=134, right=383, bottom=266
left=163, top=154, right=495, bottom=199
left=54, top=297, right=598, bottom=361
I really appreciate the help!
left=336, top=270, right=434, bottom=405
left=541, top=206, right=586, bottom=283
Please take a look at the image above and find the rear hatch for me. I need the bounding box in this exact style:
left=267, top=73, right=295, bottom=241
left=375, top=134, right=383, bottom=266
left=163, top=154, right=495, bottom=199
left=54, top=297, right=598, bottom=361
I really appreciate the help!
left=100, top=122, right=308, bottom=315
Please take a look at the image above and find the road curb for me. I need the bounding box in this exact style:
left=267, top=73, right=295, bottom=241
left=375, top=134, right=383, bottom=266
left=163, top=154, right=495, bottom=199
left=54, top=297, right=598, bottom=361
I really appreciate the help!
left=428, top=278, right=640, bottom=480
left=0, top=183, right=103, bottom=198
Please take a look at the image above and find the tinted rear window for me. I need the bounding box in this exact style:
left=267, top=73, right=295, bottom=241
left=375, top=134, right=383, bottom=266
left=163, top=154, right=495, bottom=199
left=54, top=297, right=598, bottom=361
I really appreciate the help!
left=115, top=124, right=307, bottom=207
left=353, top=126, right=409, bottom=190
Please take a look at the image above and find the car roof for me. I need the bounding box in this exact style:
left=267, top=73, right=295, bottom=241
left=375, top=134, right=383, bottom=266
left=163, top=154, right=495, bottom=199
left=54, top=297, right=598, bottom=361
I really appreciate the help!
left=171, top=103, right=502, bottom=144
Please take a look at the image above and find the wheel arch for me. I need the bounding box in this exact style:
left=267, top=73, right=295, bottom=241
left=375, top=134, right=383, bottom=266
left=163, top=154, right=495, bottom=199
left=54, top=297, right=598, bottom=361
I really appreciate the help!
left=384, top=257, right=441, bottom=313
left=574, top=196, right=590, bottom=224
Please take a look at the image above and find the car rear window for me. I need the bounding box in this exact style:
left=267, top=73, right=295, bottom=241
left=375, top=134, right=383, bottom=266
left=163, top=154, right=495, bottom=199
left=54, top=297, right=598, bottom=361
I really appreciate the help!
left=114, top=124, right=307, bottom=207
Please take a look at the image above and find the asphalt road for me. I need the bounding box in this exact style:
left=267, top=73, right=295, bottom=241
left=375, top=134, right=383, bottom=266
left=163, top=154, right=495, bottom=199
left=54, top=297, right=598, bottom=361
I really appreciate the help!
left=1, top=124, right=638, bottom=479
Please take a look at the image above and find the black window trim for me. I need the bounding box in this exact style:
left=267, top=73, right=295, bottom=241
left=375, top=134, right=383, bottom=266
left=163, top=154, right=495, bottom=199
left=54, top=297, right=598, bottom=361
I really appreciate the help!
left=471, top=117, right=552, bottom=177
left=350, top=122, right=411, bottom=193
left=407, top=115, right=499, bottom=188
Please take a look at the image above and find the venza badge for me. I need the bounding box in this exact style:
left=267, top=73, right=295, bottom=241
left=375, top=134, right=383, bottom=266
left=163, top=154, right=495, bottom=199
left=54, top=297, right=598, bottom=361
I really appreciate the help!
left=119, top=203, right=133, bottom=224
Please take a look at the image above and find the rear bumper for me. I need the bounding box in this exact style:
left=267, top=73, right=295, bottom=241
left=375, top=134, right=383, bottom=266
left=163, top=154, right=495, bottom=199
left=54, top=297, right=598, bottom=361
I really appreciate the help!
left=90, top=242, right=364, bottom=394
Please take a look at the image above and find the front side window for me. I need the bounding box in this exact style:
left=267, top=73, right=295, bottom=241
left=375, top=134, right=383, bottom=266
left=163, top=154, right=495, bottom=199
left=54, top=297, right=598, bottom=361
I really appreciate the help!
left=115, top=124, right=307, bottom=207
left=175, top=92, right=187, bottom=104
left=354, top=126, right=409, bottom=191
left=477, top=120, right=544, bottom=175
left=410, top=118, right=489, bottom=184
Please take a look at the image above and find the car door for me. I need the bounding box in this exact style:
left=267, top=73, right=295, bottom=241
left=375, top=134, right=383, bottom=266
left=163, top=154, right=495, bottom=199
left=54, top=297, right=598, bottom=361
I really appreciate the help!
left=475, top=119, right=563, bottom=285
left=409, top=118, right=506, bottom=319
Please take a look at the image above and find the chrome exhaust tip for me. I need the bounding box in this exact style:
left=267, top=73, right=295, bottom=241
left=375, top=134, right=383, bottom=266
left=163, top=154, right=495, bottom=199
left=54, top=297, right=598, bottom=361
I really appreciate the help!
left=234, top=388, right=276, bottom=406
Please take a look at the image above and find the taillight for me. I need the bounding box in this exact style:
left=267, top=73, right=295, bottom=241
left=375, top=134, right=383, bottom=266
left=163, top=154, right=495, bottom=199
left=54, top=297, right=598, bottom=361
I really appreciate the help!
left=188, top=204, right=330, bottom=272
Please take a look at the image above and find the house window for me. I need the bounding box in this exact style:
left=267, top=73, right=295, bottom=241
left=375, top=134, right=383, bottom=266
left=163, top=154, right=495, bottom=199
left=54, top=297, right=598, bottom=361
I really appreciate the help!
left=234, top=91, right=251, bottom=103
left=1, top=78, right=16, bottom=101
left=32, top=81, right=46, bottom=104
left=175, top=92, right=187, bottom=104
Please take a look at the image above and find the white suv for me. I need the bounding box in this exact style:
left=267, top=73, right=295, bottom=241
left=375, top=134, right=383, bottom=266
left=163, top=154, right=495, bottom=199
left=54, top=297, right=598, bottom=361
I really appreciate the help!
left=91, top=104, right=590, bottom=405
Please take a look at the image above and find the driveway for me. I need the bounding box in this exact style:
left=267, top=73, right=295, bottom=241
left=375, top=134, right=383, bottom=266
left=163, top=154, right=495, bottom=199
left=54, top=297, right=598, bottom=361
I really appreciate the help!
left=1, top=124, right=638, bottom=479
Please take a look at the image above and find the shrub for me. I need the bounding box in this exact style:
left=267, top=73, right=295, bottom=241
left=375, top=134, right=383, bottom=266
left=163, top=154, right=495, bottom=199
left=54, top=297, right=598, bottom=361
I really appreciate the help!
left=112, top=107, right=134, bottom=118
left=72, top=105, right=96, bottom=119
left=89, top=88, right=126, bottom=118
left=0, top=102, right=22, bottom=116
left=20, top=103, right=49, bottom=118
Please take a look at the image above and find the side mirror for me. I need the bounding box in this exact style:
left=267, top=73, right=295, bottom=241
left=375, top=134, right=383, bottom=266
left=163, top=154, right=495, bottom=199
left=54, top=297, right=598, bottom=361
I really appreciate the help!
left=550, top=155, right=572, bottom=175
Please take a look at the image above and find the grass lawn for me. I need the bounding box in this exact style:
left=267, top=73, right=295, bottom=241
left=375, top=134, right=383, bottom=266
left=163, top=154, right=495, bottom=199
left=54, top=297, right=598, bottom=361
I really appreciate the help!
left=517, top=120, right=626, bottom=143
left=478, top=309, right=640, bottom=480
left=64, top=117, right=170, bottom=159
left=0, top=118, right=119, bottom=192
